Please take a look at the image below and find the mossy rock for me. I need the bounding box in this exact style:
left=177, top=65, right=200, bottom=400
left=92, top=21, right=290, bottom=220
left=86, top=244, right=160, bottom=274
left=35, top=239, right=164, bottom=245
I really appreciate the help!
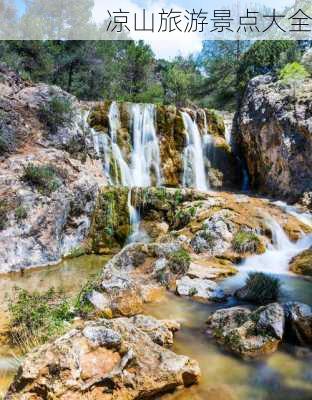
left=205, top=109, right=226, bottom=137
left=232, top=230, right=265, bottom=255
left=289, top=248, right=312, bottom=276
left=88, top=187, right=131, bottom=254
left=88, top=101, right=112, bottom=132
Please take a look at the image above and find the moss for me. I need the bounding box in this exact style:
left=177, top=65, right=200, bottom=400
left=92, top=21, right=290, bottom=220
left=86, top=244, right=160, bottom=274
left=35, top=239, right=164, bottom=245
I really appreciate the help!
left=232, top=230, right=263, bottom=254
left=88, top=101, right=112, bottom=132
left=66, top=246, right=86, bottom=259
left=205, top=109, right=226, bottom=137
left=289, top=248, right=312, bottom=276
left=88, top=187, right=130, bottom=254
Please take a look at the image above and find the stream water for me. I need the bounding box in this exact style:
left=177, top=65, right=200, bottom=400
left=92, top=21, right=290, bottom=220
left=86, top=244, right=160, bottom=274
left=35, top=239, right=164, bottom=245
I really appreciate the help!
left=0, top=225, right=311, bottom=399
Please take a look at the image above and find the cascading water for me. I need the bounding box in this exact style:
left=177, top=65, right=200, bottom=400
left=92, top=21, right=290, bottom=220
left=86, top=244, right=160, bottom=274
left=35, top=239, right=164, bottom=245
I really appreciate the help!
left=240, top=216, right=312, bottom=274
left=181, top=111, right=209, bottom=191
left=129, top=103, right=162, bottom=187
left=94, top=102, right=162, bottom=242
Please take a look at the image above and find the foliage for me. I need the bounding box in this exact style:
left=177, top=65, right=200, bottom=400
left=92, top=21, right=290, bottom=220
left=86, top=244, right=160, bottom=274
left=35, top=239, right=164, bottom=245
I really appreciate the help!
left=74, top=273, right=101, bottom=315
left=39, top=94, right=75, bottom=133
left=232, top=230, right=261, bottom=254
left=279, top=62, right=309, bottom=83
left=168, top=249, right=191, bottom=275
left=21, top=163, right=62, bottom=195
left=15, top=205, right=28, bottom=221
left=67, top=246, right=86, bottom=259
left=8, top=288, right=73, bottom=346
left=0, top=199, right=9, bottom=231
left=238, top=272, right=281, bottom=304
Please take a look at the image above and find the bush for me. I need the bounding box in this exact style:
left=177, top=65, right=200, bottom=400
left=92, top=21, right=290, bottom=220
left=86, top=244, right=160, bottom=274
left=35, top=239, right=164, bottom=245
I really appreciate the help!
left=21, top=163, right=62, bottom=195
left=39, top=94, right=75, bottom=133
left=235, top=272, right=281, bottom=304
left=168, top=248, right=191, bottom=275
left=232, top=230, right=261, bottom=254
left=75, top=273, right=101, bottom=315
left=15, top=205, right=27, bottom=221
left=66, top=246, right=86, bottom=259
left=8, top=288, right=73, bottom=347
left=279, top=62, right=309, bottom=83
left=0, top=200, right=9, bottom=231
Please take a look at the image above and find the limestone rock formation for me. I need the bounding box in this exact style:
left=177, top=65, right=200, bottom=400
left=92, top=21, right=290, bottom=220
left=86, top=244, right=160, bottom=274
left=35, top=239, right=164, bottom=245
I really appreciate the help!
left=0, top=67, right=105, bottom=273
left=207, top=303, right=285, bottom=358
left=237, top=74, right=312, bottom=203
left=6, top=317, right=200, bottom=399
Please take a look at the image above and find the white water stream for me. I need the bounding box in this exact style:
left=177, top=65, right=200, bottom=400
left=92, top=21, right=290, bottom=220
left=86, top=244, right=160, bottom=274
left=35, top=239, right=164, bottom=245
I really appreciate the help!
left=181, top=111, right=209, bottom=191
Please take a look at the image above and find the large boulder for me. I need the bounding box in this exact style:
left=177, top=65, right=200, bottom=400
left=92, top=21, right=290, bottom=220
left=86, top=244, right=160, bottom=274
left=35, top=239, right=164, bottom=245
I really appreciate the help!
left=236, top=74, right=312, bottom=203
left=207, top=303, right=285, bottom=358
left=6, top=317, right=200, bottom=400
left=283, top=302, right=312, bottom=346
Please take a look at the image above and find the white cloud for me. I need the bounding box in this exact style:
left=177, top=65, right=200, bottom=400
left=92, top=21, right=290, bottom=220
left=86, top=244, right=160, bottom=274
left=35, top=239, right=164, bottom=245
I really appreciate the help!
left=93, top=0, right=203, bottom=59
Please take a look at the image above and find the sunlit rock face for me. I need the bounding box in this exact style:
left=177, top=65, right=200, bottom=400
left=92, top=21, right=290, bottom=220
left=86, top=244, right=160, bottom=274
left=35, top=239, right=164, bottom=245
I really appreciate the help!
left=6, top=317, right=200, bottom=400
left=236, top=74, right=312, bottom=204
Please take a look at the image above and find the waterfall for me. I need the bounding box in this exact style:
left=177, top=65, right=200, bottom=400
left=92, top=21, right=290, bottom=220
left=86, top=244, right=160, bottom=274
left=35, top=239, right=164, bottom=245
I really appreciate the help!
left=93, top=102, right=162, bottom=242
left=181, top=111, right=209, bottom=191
left=129, top=103, right=162, bottom=187
left=240, top=217, right=312, bottom=274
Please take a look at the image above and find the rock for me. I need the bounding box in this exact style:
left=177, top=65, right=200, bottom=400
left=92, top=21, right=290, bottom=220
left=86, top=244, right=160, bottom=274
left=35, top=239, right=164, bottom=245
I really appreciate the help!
left=86, top=290, right=110, bottom=311
left=289, top=247, right=312, bottom=276
left=207, top=303, right=285, bottom=358
left=187, top=261, right=237, bottom=280
left=82, top=326, right=122, bottom=348
left=176, top=276, right=225, bottom=301
left=283, top=302, right=312, bottom=346
left=237, top=74, right=312, bottom=202
left=6, top=317, right=200, bottom=399
left=129, top=315, right=180, bottom=346
left=190, top=211, right=235, bottom=255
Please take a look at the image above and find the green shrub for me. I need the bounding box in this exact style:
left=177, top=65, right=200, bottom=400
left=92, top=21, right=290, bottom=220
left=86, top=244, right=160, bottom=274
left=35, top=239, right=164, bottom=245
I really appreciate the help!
left=8, top=288, right=73, bottom=347
left=75, top=273, right=101, bottom=315
left=15, top=206, right=27, bottom=221
left=0, top=200, right=9, bottom=231
left=236, top=272, right=281, bottom=304
left=232, top=230, right=261, bottom=254
left=279, top=62, right=309, bottom=82
left=168, top=248, right=191, bottom=275
left=21, top=163, right=62, bottom=195
left=39, top=94, right=75, bottom=133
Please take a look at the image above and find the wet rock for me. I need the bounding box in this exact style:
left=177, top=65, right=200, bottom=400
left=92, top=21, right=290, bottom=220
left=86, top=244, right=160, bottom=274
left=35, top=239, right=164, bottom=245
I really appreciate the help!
left=176, top=276, right=225, bottom=301
left=207, top=303, right=285, bottom=358
left=237, top=74, right=312, bottom=202
left=289, top=247, right=312, bottom=276
left=6, top=317, right=200, bottom=399
left=283, top=302, right=312, bottom=346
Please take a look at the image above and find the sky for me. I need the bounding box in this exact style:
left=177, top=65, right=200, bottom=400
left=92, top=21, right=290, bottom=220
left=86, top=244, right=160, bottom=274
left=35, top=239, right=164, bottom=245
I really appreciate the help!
left=13, top=0, right=299, bottom=59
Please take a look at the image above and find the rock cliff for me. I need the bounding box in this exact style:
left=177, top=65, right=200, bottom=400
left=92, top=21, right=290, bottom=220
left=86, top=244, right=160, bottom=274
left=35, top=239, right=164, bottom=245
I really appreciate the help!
left=237, top=75, right=312, bottom=205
